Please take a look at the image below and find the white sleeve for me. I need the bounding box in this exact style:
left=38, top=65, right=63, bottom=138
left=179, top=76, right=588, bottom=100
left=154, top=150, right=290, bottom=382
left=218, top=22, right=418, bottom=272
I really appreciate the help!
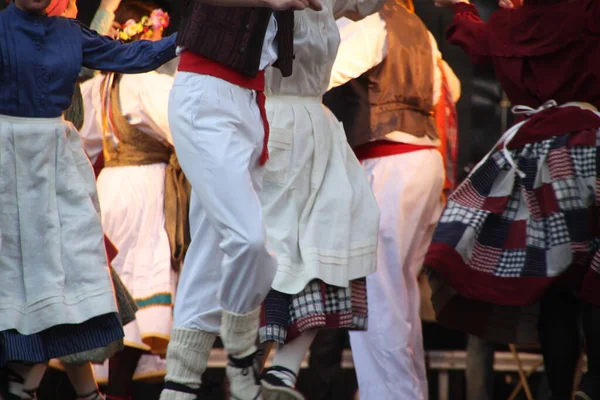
left=118, top=73, right=174, bottom=145
left=332, top=0, right=386, bottom=21
left=442, top=59, right=461, bottom=103
left=328, top=14, right=388, bottom=90
left=428, top=31, right=461, bottom=104
left=79, top=77, right=105, bottom=164
left=430, top=31, right=443, bottom=106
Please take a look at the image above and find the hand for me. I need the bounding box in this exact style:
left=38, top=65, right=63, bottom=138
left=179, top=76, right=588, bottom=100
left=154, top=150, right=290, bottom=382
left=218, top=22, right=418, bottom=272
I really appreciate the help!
left=499, top=0, right=521, bottom=8
left=434, top=0, right=468, bottom=7
left=108, top=21, right=121, bottom=39
left=100, top=0, right=122, bottom=13
left=263, top=0, right=323, bottom=11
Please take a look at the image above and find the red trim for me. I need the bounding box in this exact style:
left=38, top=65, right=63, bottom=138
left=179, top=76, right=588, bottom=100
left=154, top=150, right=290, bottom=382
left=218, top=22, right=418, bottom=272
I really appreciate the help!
left=425, top=242, right=600, bottom=306
left=354, top=141, right=437, bottom=161
left=179, top=51, right=270, bottom=165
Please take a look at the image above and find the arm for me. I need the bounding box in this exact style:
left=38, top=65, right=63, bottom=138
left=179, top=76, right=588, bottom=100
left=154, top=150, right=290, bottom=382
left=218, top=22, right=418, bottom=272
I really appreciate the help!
left=80, top=22, right=177, bottom=74
left=78, top=78, right=105, bottom=164
left=332, top=0, right=386, bottom=21
left=90, top=9, right=116, bottom=37
left=435, top=0, right=491, bottom=64
left=328, top=14, right=387, bottom=90
left=429, top=31, right=461, bottom=104
left=441, top=59, right=461, bottom=103
left=90, top=0, right=122, bottom=37
left=186, top=0, right=322, bottom=11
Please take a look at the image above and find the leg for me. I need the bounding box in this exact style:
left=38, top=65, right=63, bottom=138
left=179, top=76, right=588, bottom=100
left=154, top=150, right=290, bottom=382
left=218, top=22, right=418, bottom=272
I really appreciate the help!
left=104, top=347, right=144, bottom=399
left=262, top=330, right=317, bottom=399
left=160, top=192, right=221, bottom=400
left=578, top=302, right=600, bottom=398
left=350, top=150, right=444, bottom=400
left=163, top=74, right=277, bottom=400
left=466, top=335, right=495, bottom=400
left=302, top=329, right=348, bottom=400
left=1, top=363, right=48, bottom=400
left=538, top=290, right=580, bottom=400
left=64, top=362, right=105, bottom=399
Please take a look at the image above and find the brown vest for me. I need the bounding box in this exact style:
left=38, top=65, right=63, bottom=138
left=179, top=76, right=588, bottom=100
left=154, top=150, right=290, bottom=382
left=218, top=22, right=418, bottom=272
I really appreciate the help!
left=103, top=75, right=191, bottom=271
left=323, top=3, right=437, bottom=148
left=371, top=3, right=437, bottom=140
left=177, top=1, right=294, bottom=78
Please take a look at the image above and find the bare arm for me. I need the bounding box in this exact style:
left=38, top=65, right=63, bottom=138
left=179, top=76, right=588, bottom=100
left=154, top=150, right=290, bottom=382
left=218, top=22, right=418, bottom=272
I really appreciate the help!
left=189, top=0, right=322, bottom=11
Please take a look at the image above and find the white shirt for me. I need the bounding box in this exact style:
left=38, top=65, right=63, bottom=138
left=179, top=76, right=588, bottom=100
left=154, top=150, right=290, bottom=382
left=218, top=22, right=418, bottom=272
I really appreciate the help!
left=80, top=71, right=175, bottom=163
left=329, top=14, right=461, bottom=144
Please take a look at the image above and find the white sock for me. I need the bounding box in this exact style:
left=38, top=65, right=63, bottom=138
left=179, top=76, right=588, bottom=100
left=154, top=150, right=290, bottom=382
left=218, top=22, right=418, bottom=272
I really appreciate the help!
left=220, top=308, right=260, bottom=358
left=160, top=328, right=217, bottom=400
left=269, top=330, right=317, bottom=387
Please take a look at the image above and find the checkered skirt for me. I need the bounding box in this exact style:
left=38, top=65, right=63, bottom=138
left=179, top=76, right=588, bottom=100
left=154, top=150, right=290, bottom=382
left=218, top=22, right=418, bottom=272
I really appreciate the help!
left=425, top=126, right=600, bottom=307
left=259, top=279, right=368, bottom=344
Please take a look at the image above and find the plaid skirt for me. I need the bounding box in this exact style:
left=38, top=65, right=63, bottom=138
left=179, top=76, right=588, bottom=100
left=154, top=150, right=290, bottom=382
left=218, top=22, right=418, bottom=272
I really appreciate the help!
left=259, top=279, right=368, bottom=344
left=426, top=120, right=600, bottom=308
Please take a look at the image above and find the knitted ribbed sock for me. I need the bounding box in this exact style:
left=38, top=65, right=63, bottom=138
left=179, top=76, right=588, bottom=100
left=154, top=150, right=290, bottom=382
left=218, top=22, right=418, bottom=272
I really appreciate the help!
left=221, top=308, right=263, bottom=400
left=220, top=308, right=261, bottom=358
left=159, top=329, right=216, bottom=400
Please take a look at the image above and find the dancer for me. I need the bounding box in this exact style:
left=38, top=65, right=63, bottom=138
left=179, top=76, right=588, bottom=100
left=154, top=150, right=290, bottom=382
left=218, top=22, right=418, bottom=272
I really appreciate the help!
left=256, top=0, right=386, bottom=397
left=323, top=1, right=460, bottom=398
left=426, top=0, right=600, bottom=398
left=160, top=0, right=323, bottom=399
left=0, top=0, right=177, bottom=398
left=50, top=2, right=140, bottom=400
left=79, top=2, right=185, bottom=397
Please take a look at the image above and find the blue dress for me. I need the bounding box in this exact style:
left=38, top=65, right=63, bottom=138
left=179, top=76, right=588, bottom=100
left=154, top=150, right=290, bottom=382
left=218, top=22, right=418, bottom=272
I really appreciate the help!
left=0, top=3, right=177, bottom=365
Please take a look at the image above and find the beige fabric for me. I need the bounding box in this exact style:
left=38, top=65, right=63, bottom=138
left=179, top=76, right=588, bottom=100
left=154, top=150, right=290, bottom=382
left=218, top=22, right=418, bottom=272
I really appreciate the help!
left=105, top=76, right=191, bottom=272
left=0, top=115, right=117, bottom=334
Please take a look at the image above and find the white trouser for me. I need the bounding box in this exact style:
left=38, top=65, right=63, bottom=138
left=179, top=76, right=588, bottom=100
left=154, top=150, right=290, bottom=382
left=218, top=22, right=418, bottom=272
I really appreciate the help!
left=168, top=72, right=277, bottom=334
left=350, top=149, right=444, bottom=400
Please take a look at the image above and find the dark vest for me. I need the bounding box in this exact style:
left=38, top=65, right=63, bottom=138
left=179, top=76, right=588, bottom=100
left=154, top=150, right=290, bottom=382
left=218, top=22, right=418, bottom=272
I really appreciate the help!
left=178, top=1, right=294, bottom=78
left=324, top=4, right=437, bottom=148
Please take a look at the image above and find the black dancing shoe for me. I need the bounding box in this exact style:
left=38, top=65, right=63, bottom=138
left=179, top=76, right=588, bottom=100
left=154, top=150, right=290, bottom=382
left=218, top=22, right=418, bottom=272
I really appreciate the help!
left=260, top=366, right=305, bottom=400
left=0, top=367, right=28, bottom=400
left=575, top=391, right=592, bottom=400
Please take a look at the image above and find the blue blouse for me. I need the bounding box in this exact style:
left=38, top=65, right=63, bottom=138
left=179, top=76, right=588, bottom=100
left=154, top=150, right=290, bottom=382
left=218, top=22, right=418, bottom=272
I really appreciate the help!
left=0, top=3, right=177, bottom=118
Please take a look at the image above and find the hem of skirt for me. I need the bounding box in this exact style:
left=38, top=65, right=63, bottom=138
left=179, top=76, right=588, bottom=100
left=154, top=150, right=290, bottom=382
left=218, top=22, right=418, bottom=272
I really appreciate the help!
left=0, top=287, right=119, bottom=334
left=57, top=339, right=124, bottom=364
left=425, top=242, right=592, bottom=306
left=259, top=316, right=367, bottom=345
left=271, top=243, right=378, bottom=294
left=0, top=313, right=124, bottom=366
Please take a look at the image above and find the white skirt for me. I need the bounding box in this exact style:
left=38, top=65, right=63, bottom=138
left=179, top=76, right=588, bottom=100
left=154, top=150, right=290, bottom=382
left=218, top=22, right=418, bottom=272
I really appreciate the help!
left=262, top=96, right=380, bottom=295
left=0, top=115, right=117, bottom=334
left=96, top=163, right=176, bottom=355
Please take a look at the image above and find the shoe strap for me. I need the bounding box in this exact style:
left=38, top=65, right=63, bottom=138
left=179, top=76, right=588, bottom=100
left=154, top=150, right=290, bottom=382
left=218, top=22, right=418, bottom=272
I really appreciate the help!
left=227, top=349, right=263, bottom=369
left=263, top=365, right=297, bottom=379
left=23, top=388, right=38, bottom=400
left=164, top=381, right=202, bottom=398
left=80, top=389, right=106, bottom=400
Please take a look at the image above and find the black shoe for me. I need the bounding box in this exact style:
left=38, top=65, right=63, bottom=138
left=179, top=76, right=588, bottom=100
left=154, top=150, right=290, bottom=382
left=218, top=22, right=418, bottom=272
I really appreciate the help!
left=575, top=391, right=592, bottom=400
left=0, top=368, right=27, bottom=400
left=260, top=366, right=305, bottom=400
